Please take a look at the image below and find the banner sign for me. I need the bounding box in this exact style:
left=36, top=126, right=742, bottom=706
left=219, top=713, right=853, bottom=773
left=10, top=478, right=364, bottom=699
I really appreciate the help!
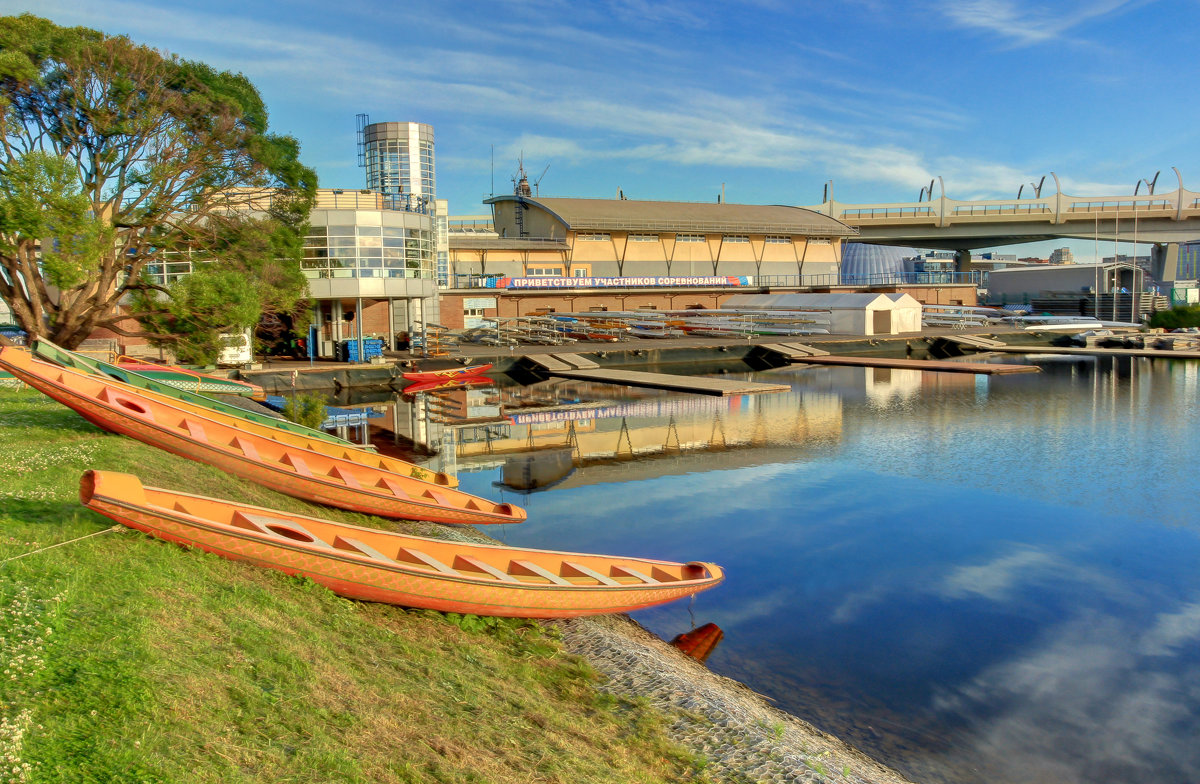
left=508, top=396, right=743, bottom=425
left=495, top=275, right=751, bottom=289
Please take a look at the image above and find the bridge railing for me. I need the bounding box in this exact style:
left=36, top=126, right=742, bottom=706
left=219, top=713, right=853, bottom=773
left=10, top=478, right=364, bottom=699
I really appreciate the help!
left=1066, top=199, right=1174, bottom=213
left=952, top=203, right=1052, bottom=216
left=840, top=206, right=936, bottom=219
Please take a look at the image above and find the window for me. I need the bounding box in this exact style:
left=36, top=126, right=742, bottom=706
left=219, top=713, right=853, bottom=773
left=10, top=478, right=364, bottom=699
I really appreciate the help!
left=576, top=232, right=611, bottom=241
left=676, top=234, right=705, bottom=243
left=527, top=267, right=564, bottom=277
left=723, top=235, right=749, bottom=243
left=573, top=268, right=589, bottom=277
left=589, top=306, right=609, bottom=312
left=628, top=234, right=658, bottom=242
left=765, top=236, right=791, bottom=244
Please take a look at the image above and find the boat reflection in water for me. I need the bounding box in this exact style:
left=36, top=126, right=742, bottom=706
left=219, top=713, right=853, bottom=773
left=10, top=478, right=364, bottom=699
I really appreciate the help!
left=670, top=622, right=724, bottom=663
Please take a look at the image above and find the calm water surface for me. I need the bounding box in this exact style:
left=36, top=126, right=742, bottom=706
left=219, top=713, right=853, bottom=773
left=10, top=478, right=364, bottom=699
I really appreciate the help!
left=443, top=356, right=1200, bottom=784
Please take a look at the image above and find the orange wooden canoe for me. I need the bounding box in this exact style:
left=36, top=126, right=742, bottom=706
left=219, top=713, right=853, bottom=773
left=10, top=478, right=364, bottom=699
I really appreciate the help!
left=80, top=471, right=723, bottom=618
left=0, top=348, right=522, bottom=525
left=31, top=343, right=456, bottom=488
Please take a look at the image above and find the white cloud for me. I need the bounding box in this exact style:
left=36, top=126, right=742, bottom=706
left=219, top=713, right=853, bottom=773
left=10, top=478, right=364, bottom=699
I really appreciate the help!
left=940, top=547, right=1059, bottom=600
left=937, top=0, right=1144, bottom=48
left=931, top=612, right=1200, bottom=782
left=1139, top=602, right=1200, bottom=657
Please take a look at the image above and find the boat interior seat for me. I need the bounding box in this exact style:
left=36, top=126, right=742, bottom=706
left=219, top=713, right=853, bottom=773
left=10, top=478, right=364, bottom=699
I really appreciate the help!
left=231, top=510, right=332, bottom=549
left=333, top=535, right=396, bottom=563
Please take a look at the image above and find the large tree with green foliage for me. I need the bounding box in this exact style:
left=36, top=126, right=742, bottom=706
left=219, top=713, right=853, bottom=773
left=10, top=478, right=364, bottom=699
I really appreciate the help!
left=0, top=13, right=316, bottom=361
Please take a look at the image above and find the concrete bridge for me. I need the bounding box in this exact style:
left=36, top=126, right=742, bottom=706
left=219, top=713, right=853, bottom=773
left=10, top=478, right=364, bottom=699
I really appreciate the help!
left=803, top=171, right=1200, bottom=282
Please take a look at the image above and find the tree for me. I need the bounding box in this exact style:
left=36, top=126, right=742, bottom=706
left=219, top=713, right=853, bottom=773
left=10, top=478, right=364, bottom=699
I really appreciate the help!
left=0, top=13, right=317, bottom=360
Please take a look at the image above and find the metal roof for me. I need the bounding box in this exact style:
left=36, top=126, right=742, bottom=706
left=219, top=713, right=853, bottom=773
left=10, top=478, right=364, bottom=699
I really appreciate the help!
left=484, top=195, right=858, bottom=237
left=448, top=237, right=569, bottom=251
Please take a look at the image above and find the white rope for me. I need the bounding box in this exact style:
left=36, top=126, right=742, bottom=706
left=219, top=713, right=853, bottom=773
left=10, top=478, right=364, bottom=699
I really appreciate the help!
left=0, top=526, right=121, bottom=565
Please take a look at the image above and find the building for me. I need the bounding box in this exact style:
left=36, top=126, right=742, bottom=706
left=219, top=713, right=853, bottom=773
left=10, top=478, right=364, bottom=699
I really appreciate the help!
left=1049, top=247, right=1075, bottom=265
left=441, top=194, right=864, bottom=327
left=286, top=118, right=446, bottom=356
left=301, top=188, right=438, bottom=356
left=357, top=117, right=436, bottom=212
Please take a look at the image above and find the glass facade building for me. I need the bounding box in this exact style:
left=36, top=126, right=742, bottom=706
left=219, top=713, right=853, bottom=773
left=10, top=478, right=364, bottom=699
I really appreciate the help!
left=303, top=217, right=433, bottom=280
left=360, top=121, right=436, bottom=214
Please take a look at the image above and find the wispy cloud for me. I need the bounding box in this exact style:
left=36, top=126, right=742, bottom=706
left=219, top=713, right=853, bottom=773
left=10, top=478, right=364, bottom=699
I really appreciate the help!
left=937, top=0, right=1144, bottom=48
left=931, top=611, right=1200, bottom=782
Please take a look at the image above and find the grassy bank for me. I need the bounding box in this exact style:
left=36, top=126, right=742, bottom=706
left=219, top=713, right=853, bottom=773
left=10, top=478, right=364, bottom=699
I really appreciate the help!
left=0, top=386, right=705, bottom=783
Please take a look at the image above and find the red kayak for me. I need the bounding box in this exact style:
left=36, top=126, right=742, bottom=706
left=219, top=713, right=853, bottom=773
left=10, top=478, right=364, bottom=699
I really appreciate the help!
left=401, top=376, right=494, bottom=396
left=401, top=363, right=492, bottom=383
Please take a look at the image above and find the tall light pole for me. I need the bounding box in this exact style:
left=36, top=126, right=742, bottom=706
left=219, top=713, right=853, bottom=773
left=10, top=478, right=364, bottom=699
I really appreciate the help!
left=1132, top=172, right=1159, bottom=322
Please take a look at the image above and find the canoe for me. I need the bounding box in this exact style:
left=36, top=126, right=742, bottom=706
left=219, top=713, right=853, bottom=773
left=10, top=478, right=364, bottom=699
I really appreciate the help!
left=80, top=471, right=723, bottom=618
left=32, top=339, right=361, bottom=452
left=31, top=341, right=453, bottom=486
left=113, top=357, right=266, bottom=399
left=401, top=376, right=494, bottom=396
left=0, top=348, right=519, bottom=525
left=401, top=363, right=493, bottom=382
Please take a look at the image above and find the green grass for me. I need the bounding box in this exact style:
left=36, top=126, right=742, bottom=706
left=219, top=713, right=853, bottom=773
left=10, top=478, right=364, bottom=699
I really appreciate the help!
left=0, top=387, right=706, bottom=783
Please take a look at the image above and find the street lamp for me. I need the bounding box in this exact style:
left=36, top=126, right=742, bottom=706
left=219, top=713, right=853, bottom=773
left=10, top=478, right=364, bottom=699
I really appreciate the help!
left=1132, top=172, right=1160, bottom=322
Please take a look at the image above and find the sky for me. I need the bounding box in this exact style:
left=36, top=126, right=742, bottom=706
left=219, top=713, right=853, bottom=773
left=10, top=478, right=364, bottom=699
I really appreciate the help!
left=6, top=0, right=1197, bottom=261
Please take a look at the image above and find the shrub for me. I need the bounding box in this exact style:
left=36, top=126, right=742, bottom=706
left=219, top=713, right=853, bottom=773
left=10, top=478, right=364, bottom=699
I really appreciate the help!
left=1148, top=305, right=1200, bottom=330
left=281, top=392, right=327, bottom=429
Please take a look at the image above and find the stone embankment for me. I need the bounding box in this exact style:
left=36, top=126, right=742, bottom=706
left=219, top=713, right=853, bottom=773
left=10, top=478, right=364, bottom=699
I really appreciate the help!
left=436, top=524, right=914, bottom=783
left=558, top=614, right=916, bottom=784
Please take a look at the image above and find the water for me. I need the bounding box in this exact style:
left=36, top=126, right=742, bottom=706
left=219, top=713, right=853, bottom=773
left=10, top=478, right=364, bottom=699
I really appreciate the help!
left=440, top=356, right=1200, bottom=784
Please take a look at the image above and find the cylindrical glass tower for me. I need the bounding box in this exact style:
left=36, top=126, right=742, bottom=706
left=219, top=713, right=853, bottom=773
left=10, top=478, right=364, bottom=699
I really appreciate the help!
left=360, top=121, right=435, bottom=214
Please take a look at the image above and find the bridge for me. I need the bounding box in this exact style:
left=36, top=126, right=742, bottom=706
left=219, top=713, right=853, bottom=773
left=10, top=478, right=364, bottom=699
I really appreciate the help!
left=802, top=170, right=1200, bottom=282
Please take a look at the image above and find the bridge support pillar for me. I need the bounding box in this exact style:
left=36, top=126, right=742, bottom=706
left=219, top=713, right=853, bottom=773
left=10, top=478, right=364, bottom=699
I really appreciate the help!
left=954, top=249, right=974, bottom=273
left=1151, top=243, right=1180, bottom=283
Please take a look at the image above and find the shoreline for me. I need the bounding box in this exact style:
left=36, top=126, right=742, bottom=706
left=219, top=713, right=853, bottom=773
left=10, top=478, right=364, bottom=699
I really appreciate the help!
left=559, top=613, right=918, bottom=784
left=436, top=520, right=917, bottom=784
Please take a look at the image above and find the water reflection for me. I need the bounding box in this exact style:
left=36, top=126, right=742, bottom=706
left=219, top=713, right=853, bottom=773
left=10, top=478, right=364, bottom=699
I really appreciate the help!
left=407, top=355, right=1200, bottom=784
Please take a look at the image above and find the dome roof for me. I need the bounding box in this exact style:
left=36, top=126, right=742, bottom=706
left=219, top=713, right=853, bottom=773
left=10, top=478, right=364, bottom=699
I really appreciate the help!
left=840, top=243, right=916, bottom=284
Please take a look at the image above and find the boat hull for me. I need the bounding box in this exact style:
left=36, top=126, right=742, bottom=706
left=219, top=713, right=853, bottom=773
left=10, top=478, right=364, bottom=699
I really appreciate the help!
left=401, top=363, right=493, bottom=382
left=81, top=471, right=722, bottom=618
left=32, top=340, right=454, bottom=487
left=114, top=360, right=265, bottom=398
left=32, top=339, right=360, bottom=452
left=0, top=348, right=521, bottom=526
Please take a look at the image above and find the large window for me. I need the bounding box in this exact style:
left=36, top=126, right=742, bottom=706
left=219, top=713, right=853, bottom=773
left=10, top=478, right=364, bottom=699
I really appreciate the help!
left=303, top=222, right=434, bottom=280
left=676, top=234, right=706, bottom=243
left=576, top=233, right=611, bottom=241
left=765, top=236, right=792, bottom=244
left=628, top=234, right=658, bottom=242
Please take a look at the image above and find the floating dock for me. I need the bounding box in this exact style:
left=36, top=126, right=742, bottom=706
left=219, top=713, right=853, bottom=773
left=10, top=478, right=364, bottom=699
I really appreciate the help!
left=528, top=354, right=789, bottom=396
left=760, top=342, right=1040, bottom=375
left=986, top=345, right=1200, bottom=360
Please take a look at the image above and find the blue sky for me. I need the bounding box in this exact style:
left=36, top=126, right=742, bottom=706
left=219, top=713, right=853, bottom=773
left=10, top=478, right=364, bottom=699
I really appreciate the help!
left=7, top=0, right=1195, bottom=260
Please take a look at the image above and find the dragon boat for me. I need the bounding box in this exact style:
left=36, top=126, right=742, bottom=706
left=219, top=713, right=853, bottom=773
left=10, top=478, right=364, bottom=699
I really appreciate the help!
left=31, top=340, right=456, bottom=485
left=0, top=348, right=518, bottom=525
left=112, top=357, right=266, bottom=399
left=81, top=470, right=722, bottom=618
left=32, top=339, right=359, bottom=451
